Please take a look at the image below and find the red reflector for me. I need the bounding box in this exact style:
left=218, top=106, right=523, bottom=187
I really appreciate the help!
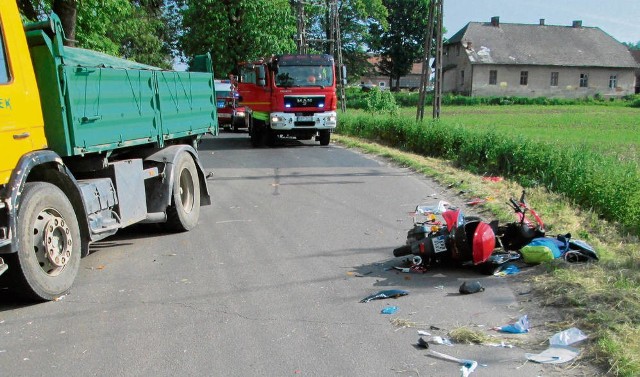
left=419, top=243, right=425, bottom=254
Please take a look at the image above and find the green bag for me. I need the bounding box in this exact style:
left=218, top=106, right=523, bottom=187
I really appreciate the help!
left=520, top=245, right=554, bottom=264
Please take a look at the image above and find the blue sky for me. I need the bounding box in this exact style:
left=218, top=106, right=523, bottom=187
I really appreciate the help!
left=443, top=0, right=640, bottom=44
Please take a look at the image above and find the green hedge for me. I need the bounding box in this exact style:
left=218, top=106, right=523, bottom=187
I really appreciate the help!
left=337, top=112, right=640, bottom=235
left=343, top=87, right=637, bottom=108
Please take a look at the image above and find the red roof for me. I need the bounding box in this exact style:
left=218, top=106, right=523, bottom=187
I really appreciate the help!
left=367, top=56, right=423, bottom=75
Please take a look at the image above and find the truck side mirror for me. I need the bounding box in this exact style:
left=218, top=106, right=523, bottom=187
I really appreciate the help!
left=341, top=65, right=347, bottom=86
left=257, top=66, right=266, bottom=87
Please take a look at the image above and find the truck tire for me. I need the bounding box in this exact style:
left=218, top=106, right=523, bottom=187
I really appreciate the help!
left=264, top=128, right=277, bottom=147
left=319, top=130, right=331, bottom=146
left=232, top=118, right=242, bottom=133
left=10, top=182, right=81, bottom=301
left=250, top=118, right=263, bottom=147
left=166, top=152, right=201, bottom=231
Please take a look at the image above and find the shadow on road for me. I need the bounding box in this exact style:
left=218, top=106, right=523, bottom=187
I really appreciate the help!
left=199, top=133, right=328, bottom=151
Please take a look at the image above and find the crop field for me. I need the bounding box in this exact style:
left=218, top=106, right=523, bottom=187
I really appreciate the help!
left=398, top=104, right=639, bottom=162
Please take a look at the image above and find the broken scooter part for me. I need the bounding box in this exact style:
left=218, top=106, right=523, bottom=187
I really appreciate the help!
left=392, top=191, right=545, bottom=275
left=360, top=289, right=409, bottom=303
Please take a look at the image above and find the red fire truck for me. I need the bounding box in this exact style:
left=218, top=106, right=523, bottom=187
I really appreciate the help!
left=237, top=54, right=338, bottom=146
left=214, top=79, right=246, bottom=132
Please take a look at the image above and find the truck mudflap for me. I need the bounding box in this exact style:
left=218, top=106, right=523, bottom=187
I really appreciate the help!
left=0, top=256, right=6, bottom=276
left=269, top=111, right=337, bottom=131
left=142, top=145, right=211, bottom=214
left=0, top=257, right=7, bottom=276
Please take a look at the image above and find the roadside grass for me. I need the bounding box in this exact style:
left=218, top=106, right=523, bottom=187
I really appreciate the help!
left=332, top=133, right=640, bottom=376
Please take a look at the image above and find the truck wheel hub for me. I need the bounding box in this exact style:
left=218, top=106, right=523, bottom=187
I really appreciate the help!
left=42, top=214, right=72, bottom=268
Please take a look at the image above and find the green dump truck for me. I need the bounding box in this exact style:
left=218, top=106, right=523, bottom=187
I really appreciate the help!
left=0, top=5, right=217, bottom=300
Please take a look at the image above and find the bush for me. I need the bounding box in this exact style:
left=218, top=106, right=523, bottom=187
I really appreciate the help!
left=628, top=95, right=640, bottom=108
left=364, top=88, right=398, bottom=115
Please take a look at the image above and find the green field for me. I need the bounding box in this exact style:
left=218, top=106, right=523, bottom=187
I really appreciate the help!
left=400, top=105, right=639, bottom=162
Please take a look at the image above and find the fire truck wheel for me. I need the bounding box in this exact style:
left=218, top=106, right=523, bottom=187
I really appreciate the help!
left=166, top=152, right=201, bottom=231
left=11, top=182, right=81, bottom=301
left=264, top=129, right=277, bottom=147
left=319, top=130, right=331, bottom=146
left=250, top=118, right=264, bottom=147
left=232, top=118, right=243, bottom=132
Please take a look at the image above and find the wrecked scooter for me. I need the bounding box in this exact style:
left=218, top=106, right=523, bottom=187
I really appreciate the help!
left=393, top=191, right=545, bottom=274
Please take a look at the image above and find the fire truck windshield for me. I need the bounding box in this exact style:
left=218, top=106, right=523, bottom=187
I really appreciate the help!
left=274, top=65, right=333, bottom=88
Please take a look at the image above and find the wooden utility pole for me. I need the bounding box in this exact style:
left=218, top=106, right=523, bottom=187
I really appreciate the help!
left=416, top=0, right=443, bottom=121
left=294, top=0, right=346, bottom=112
left=295, top=0, right=307, bottom=54
left=331, top=0, right=347, bottom=112
left=433, top=0, right=443, bottom=118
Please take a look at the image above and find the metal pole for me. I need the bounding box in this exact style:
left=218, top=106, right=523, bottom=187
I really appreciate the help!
left=433, top=0, right=443, bottom=119
left=416, top=0, right=437, bottom=121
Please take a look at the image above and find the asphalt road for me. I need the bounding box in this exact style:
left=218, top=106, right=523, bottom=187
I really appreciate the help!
left=0, top=132, right=575, bottom=376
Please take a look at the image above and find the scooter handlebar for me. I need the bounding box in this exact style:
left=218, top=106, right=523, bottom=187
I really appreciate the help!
left=509, top=198, right=523, bottom=213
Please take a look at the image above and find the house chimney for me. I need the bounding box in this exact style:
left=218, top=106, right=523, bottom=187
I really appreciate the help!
left=572, top=20, right=582, bottom=28
left=539, top=19, right=545, bottom=26
left=491, top=16, right=500, bottom=27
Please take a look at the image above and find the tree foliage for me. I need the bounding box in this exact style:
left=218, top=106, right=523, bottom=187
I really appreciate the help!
left=17, top=0, right=174, bottom=68
left=368, top=0, right=430, bottom=90
left=304, top=0, right=388, bottom=82
left=180, top=0, right=296, bottom=77
left=623, top=41, right=640, bottom=50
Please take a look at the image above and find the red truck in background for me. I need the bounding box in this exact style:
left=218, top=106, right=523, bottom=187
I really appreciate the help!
left=215, top=79, right=246, bottom=132
left=237, top=54, right=338, bottom=146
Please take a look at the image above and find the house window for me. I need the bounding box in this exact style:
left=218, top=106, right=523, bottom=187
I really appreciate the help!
left=550, top=72, right=559, bottom=87
left=456, top=45, right=460, bottom=56
left=489, top=70, right=497, bottom=85
left=520, top=71, right=528, bottom=86
left=460, top=70, right=464, bottom=86
left=609, top=75, right=617, bottom=89
left=579, top=73, right=589, bottom=87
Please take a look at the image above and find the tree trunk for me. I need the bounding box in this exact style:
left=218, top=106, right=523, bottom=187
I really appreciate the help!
left=53, top=0, right=78, bottom=47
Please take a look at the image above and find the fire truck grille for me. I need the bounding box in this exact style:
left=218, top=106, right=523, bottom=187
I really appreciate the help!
left=284, top=95, right=325, bottom=108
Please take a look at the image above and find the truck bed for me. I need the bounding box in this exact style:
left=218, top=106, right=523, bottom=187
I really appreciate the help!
left=26, top=25, right=216, bottom=157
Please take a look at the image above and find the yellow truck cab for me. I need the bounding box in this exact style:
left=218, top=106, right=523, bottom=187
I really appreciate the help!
left=0, top=0, right=48, bottom=186
left=0, top=1, right=216, bottom=300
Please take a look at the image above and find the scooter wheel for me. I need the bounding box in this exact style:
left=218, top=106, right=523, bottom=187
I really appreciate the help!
left=393, top=245, right=412, bottom=257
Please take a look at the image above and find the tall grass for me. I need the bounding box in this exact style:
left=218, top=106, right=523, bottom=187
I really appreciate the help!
left=337, top=111, right=640, bottom=235
left=344, top=87, right=640, bottom=108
